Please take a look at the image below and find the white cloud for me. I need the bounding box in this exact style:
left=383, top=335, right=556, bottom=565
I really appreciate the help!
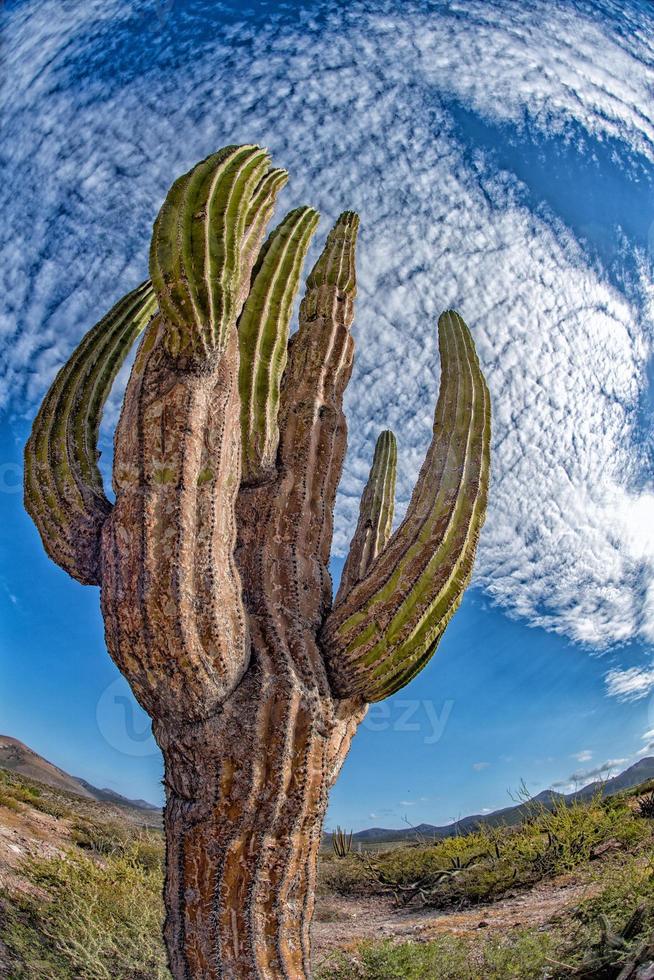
left=3, top=0, right=654, bottom=658
left=399, top=800, right=416, bottom=807
left=404, top=0, right=654, bottom=161
left=472, top=762, right=490, bottom=772
left=569, top=758, right=628, bottom=783
left=572, top=750, right=593, bottom=763
left=605, top=667, right=654, bottom=702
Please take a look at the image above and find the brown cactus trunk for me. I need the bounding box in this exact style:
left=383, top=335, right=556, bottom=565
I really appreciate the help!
left=155, top=658, right=360, bottom=980
left=102, top=203, right=364, bottom=978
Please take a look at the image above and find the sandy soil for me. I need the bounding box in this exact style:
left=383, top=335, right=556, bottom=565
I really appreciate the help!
left=311, top=873, right=598, bottom=967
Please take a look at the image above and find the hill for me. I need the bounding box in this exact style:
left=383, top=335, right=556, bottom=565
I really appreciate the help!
left=331, top=757, right=654, bottom=845
left=5, top=734, right=652, bottom=845
left=0, top=735, right=159, bottom=813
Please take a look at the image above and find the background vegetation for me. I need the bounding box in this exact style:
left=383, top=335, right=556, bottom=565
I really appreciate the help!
left=2, top=768, right=654, bottom=978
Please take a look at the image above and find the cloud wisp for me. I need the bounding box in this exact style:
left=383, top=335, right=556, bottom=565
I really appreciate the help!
left=605, top=667, right=654, bottom=702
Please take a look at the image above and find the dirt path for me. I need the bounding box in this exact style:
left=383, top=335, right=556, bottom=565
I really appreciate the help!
left=311, top=873, right=597, bottom=963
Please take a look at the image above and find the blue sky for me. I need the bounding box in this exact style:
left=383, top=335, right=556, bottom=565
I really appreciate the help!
left=3, top=0, right=654, bottom=828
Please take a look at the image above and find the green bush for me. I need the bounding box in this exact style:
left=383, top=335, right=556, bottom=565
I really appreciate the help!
left=1, top=848, right=169, bottom=979
left=316, top=930, right=554, bottom=980
left=70, top=817, right=129, bottom=854
left=0, top=789, right=21, bottom=812
left=0, top=771, right=71, bottom=819
left=317, top=792, right=650, bottom=908
left=70, top=817, right=164, bottom=870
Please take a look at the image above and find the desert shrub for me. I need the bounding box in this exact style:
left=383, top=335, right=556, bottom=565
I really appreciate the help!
left=0, top=771, right=71, bottom=819
left=0, top=848, right=168, bottom=979
left=637, top=792, right=654, bottom=819
left=317, top=792, right=649, bottom=908
left=313, top=901, right=352, bottom=923
left=0, top=894, right=72, bottom=979
left=70, top=817, right=164, bottom=870
left=574, top=855, right=654, bottom=934
left=315, top=929, right=554, bottom=979
left=0, top=789, right=21, bottom=811
left=319, top=852, right=372, bottom=895
left=130, top=829, right=165, bottom=871
left=70, top=817, right=131, bottom=854
left=24, top=794, right=71, bottom=819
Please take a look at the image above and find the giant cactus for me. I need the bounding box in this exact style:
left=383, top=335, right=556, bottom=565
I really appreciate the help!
left=24, top=144, right=491, bottom=980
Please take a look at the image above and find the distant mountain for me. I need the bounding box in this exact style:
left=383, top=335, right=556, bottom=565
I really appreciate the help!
left=0, top=735, right=160, bottom=813
left=75, top=778, right=160, bottom=812
left=331, top=758, right=654, bottom=845
left=571, top=758, right=654, bottom=802
left=6, top=734, right=653, bottom=839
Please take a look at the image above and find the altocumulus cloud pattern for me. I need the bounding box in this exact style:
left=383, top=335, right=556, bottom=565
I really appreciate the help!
left=3, top=0, right=654, bottom=687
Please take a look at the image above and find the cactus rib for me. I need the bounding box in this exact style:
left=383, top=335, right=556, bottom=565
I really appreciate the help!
left=238, top=206, right=320, bottom=484
left=150, top=145, right=271, bottom=357
left=239, top=168, right=289, bottom=297
left=322, top=310, right=491, bottom=702
left=24, top=281, right=157, bottom=585
left=336, top=429, right=397, bottom=602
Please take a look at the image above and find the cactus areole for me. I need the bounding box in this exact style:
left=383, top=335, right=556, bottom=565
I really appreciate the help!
left=24, top=145, right=491, bottom=980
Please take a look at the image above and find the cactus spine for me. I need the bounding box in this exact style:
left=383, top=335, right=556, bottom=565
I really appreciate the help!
left=24, top=146, right=491, bottom=980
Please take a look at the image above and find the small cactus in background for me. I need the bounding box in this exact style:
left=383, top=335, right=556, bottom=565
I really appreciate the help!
left=24, top=144, right=491, bottom=980
left=332, top=826, right=354, bottom=858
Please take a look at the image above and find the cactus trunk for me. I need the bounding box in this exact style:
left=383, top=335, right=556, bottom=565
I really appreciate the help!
left=156, top=667, right=357, bottom=980
left=25, top=146, right=491, bottom=979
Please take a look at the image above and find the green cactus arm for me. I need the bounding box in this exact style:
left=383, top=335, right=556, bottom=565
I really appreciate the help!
left=238, top=206, right=320, bottom=484
left=322, top=310, right=491, bottom=702
left=24, top=281, right=157, bottom=585
left=336, top=429, right=397, bottom=602
left=272, top=211, right=360, bottom=615
left=149, top=145, right=271, bottom=358
left=302, top=210, right=358, bottom=310
left=238, top=168, right=289, bottom=299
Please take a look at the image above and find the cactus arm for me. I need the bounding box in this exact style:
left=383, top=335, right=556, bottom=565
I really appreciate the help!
left=149, top=145, right=271, bottom=357
left=322, top=310, right=491, bottom=702
left=238, top=168, right=289, bottom=303
left=336, top=429, right=397, bottom=603
left=24, top=281, right=157, bottom=585
left=101, top=148, right=287, bottom=722
left=273, top=211, right=359, bottom=622
left=238, top=206, right=320, bottom=484
left=103, top=318, right=251, bottom=721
